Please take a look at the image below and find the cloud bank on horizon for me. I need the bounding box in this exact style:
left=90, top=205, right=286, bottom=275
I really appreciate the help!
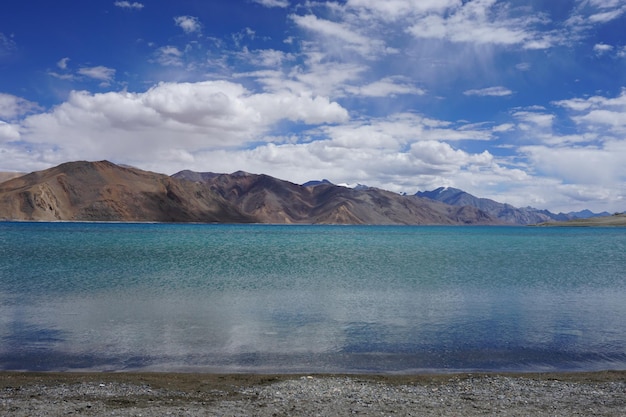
left=1, top=0, right=625, bottom=212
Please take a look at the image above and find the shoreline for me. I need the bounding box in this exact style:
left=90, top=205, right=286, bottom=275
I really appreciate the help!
left=2, top=371, right=625, bottom=416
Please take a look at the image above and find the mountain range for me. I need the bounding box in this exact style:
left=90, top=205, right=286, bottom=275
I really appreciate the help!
left=416, top=187, right=610, bottom=225
left=0, top=160, right=612, bottom=225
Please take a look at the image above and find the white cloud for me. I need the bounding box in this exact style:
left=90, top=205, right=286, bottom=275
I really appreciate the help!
left=0, top=121, right=20, bottom=142
left=252, top=0, right=289, bottom=8
left=290, top=14, right=388, bottom=58
left=240, top=49, right=294, bottom=68
left=57, top=57, right=70, bottom=69
left=320, top=113, right=494, bottom=150
left=114, top=1, right=144, bottom=10
left=346, top=0, right=460, bottom=22
left=567, top=1, right=626, bottom=35
left=577, top=109, right=626, bottom=131
left=554, top=88, right=626, bottom=134
left=521, top=143, right=626, bottom=185
left=293, top=61, right=366, bottom=98
left=345, top=77, right=425, bottom=97
left=174, top=16, right=202, bottom=34
left=406, top=1, right=553, bottom=49
left=492, top=123, right=515, bottom=133
left=173, top=133, right=501, bottom=195
left=464, top=86, right=513, bottom=97
left=0, top=93, right=41, bottom=120
left=17, top=81, right=348, bottom=165
left=588, top=7, right=625, bottom=23
left=513, top=110, right=554, bottom=130
left=155, top=46, right=184, bottom=67
left=77, top=66, right=116, bottom=84
left=501, top=88, right=626, bottom=211
left=593, top=43, right=614, bottom=55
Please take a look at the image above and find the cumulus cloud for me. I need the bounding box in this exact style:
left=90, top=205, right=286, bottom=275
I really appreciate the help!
left=114, top=1, right=144, bottom=10
left=17, top=81, right=348, bottom=165
left=502, top=89, right=626, bottom=210
left=464, top=86, right=513, bottom=97
left=174, top=16, right=202, bottom=34
left=0, top=121, right=20, bottom=142
left=0, top=93, right=41, bottom=120
left=521, top=144, right=626, bottom=185
left=554, top=88, right=626, bottom=134
left=401, top=1, right=553, bottom=49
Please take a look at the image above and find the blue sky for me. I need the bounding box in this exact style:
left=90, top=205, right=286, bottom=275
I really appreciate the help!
left=1, top=0, right=625, bottom=212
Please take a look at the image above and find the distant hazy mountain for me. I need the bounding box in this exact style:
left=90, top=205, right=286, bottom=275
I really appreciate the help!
left=0, top=172, right=25, bottom=184
left=171, top=170, right=220, bottom=183
left=537, top=213, right=626, bottom=227
left=301, top=179, right=333, bottom=187
left=416, top=187, right=610, bottom=225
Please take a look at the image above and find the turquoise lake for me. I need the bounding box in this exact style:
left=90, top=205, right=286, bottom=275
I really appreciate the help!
left=1, top=222, right=625, bottom=373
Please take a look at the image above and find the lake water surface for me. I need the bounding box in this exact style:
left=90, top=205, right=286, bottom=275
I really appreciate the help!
left=1, top=222, right=625, bottom=373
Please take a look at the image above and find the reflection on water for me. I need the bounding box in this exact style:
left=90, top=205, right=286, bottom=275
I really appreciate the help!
left=1, top=223, right=625, bottom=373
left=2, top=286, right=626, bottom=373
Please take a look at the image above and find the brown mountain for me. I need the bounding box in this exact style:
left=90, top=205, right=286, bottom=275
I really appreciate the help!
left=173, top=170, right=499, bottom=225
left=0, top=160, right=499, bottom=224
left=0, top=161, right=253, bottom=223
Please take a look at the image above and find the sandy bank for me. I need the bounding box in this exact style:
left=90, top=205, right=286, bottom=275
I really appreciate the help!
left=1, top=371, right=625, bottom=416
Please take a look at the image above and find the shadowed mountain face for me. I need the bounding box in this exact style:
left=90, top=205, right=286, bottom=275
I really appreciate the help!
left=0, top=161, right=253, bottom=223
left=0, top=161, right=499, bottom=225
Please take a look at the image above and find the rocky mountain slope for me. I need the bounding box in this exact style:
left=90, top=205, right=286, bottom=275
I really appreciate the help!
left=416, top=187, right=610, bottom=225
left=173, top=170, right=498, bottom=225
left=0, top=161, right=498, bottom=225
left=0, top=161, right=253, bottom=223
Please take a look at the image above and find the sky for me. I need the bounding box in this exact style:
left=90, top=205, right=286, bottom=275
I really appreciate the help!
left=1, top=0, right=626, bottom=213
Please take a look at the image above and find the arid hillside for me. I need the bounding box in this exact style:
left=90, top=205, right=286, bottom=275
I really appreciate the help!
left=0, top=161, right=253, bottom=223
left=174, top=169, right=499, bottom=225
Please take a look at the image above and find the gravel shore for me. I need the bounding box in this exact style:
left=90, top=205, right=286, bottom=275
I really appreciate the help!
left=1, top=371, right=625, bottom=416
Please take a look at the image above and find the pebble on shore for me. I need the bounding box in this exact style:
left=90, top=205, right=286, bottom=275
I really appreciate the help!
left=1, top=372, right=625, bottom=416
